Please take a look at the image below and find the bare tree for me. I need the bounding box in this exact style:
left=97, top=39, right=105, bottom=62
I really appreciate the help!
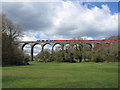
left=2, top=14, right=23, bottom=41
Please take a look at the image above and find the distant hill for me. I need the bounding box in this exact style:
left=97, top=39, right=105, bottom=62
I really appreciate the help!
left=105, top=36, right=120, bottom=40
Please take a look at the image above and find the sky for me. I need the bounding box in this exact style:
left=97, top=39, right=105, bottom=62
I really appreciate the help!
left=1, top=0, right=119, bottom=55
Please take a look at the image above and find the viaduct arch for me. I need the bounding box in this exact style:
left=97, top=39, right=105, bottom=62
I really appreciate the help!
left=15, top=40, right=115, bottom=61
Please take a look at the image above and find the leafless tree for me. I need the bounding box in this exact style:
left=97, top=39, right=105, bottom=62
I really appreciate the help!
left=2, top=14, right=23, bottom=41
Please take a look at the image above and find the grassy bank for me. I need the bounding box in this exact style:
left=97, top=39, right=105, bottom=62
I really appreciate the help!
left=2, top=62, right=118, bottom=88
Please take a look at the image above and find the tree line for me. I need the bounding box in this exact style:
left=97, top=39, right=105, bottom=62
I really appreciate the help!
left=35, top=38, right=119, bottom=63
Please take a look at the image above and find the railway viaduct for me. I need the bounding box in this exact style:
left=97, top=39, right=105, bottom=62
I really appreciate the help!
left=15, top=40, right=118, bottom=61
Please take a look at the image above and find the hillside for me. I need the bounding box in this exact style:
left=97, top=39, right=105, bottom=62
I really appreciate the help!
left=105, top=36, right=120, bottom=40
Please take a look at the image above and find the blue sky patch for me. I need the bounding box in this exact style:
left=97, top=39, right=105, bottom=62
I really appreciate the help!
left=82, top=2, right=118, bottom=14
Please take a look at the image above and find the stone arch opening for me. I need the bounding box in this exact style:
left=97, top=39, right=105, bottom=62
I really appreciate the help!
left=94, top=43, right=100, bottom=49
left=73, top=43, right=83, bottom=50
left=22, top=43, right=29, bottom=51
left=43, top=43, right=53, bottom=54
left=32, top=43, right=42, bottom=56
left=53, top=43, right=62, bottom=52
left=22, top=44, right=31, bottom=56
left=64, top=44, right=71, bottom=50
left=86, top=43, right=93, bottom=50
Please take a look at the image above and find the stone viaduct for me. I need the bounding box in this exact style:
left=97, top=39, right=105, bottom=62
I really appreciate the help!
left=15, top=40, right=118, bottom=61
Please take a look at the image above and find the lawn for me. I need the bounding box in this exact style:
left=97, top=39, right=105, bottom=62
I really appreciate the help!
left=2, top=62, right=118, bottom=88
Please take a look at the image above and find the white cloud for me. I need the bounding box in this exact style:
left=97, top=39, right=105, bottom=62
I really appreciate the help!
left=21, top=31, right=37, bottom=41
left=53, top=2, right=118, bottom=38
left=81, top=36, right=93, bottom=40
left=3, top=1, right=118, bottom=41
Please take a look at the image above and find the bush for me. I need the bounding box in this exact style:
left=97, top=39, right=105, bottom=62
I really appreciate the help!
left=2, top=33, right=29, bottom=66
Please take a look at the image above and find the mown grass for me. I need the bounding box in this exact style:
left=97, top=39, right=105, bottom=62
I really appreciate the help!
left=2, top=62, right=118, bottom=88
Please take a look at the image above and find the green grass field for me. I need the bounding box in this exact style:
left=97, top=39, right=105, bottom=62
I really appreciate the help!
left=2, top=62, right=118, bottom=88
